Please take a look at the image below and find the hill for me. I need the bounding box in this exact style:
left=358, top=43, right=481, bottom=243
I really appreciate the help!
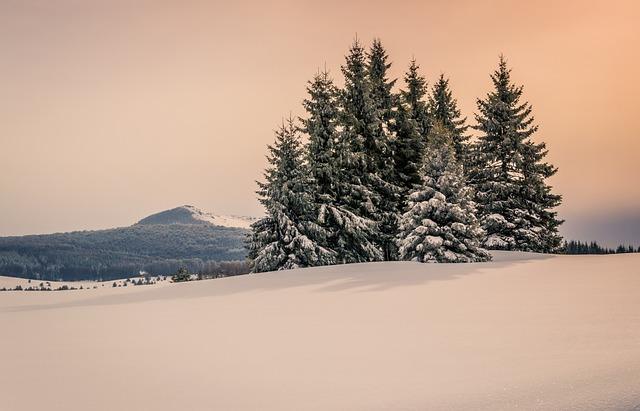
left=137, top=204, right=257, bottom=228
left=0, top=206, right=253, bottom=281
left=1, top=252, right=639, bottom=410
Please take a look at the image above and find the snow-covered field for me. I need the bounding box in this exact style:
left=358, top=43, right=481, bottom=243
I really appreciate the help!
left=1, top=252, right=639, bottom=410
left=0, top=275, right=170, bottom=291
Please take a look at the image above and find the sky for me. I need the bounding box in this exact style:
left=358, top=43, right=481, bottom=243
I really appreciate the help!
left=1, top=0, right=639, bottom=245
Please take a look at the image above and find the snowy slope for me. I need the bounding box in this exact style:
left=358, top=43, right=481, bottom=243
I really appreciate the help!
left=1, top=252, right=640, bottom=410
left=137, top=205, right=257, bottom=229
left=181, top=205, right=258, bottom=229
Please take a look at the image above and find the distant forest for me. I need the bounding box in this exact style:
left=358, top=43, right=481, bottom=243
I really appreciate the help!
left=562, top=240, right=639, bottom=255
left=0, top=224, right=249, bottom=281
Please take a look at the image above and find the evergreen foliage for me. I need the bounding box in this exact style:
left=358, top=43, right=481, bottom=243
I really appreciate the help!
left=302, top=69, right=339, bottom=202
left=392, top=101, right=424, bottom=195
left=429, top=74, right=469, bottom=164
left=249, top=39, right=568, bottom=269
left=392, top=59, right=429, bottom=197
left=401, top=59, right=432, bottom=138
left=397, top=123, right=490, bottom=263
left=563, top=240, right=639, bottom=254
left=338, top=39, right=381, bottom=223
left=365, top=39, right=403, bottom=260
left=171, top=267, right=191, bottom=282
left=302, top=69, right=382, bottom=264
left=0, top=223, right=248, bottom=281
left=337, top=38, right=397, bottom=261
left=367, top=39, right=396, bottom=123
left=469, top=56, right=563, bottom=253
left=248, top=118, right=336, bottom=273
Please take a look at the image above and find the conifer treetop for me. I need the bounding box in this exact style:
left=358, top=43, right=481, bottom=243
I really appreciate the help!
left=403, top=59, right=428, bottom=109
left=367, top=38, right=397, bottom=118
left=429, top=74, right=469, bottom=162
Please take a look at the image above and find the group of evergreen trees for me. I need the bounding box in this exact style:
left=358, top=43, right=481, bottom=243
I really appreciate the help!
left=563, top=240, right=639, bottom=255
left=248, top=38, right=563, bottom=272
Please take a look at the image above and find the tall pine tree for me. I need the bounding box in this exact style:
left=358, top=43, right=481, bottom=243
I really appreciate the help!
left=469, top=56, right=563, bottom=252
left=248, top=117, right=336, bottom=272
left=366, top=38, right=402, bottom=260
left=339, top=39, right=379, bottom=220
left=338, top=38, right=389, bottom=261
left=301, top=69, right=381, bottom=263
left=303, top=69, right=338, bottom=203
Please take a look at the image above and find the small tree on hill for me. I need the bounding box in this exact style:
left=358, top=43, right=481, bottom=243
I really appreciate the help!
left=172, top=267, right=191, bottom=282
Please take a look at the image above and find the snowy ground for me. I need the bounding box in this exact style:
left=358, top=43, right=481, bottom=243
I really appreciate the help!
left=0, top=275, right=170, bottom=291
left=1, top=251, right=639, bottom=410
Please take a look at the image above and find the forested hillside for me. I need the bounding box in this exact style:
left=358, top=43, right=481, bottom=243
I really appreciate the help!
left=0, top=208, right=249, bottom=281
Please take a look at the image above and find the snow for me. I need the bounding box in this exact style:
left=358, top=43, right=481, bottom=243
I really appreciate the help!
left=1, top=252, right=640, bottom=410
left=484, top=233, right=510, bottom=248
left=183, top=204, right=258, bottom=229
left=424, top=234, right=444, bottom=248
left=484, top=213, right=513, bottom=228
left=0, top=275, right=171, bottom=291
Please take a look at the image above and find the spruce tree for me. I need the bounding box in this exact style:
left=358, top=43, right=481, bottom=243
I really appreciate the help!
left=337, top=38, right=388, bottom=261
left=392, top=102, right=423, bottom=195
left=368, top=39, right=396, bottom=123
left=402, top=59, right=432, bottom=139
left=469, top=56, right=563, bottom=252
left=301, top=69, right=381, bottom=263
left=339, top=38, right=379, bottom=219
left=302, top=69, right=339, bottom=203
left=248, top=118, right=336, bottom=272
left=429, top=74, right=469, bottom=165
left=365, top=38, right=402, bottom=260
left=397, top=123, right=490, bottom=263
left=392, top=59, right=429, bottom=204
left=520, top=141, right=564, bottom=251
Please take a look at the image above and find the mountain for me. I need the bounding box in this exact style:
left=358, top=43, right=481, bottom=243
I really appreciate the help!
left=0, top=206, right=256, bottom=281
left=137, top=205, right=257, bottom=229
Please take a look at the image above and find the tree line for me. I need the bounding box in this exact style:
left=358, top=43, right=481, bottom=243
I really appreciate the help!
left=563, top=240, right=639, bottom=255
left=248, top=38, right=564, bottom=272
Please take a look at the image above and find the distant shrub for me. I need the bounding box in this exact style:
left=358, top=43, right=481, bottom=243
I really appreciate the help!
left=172, top=267, right=191, bottom=282
left=198, top=260, right=249, bottom=279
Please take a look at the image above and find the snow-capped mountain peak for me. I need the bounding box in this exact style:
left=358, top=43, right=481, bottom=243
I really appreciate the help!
left=136, top=205, right=257, bottom=229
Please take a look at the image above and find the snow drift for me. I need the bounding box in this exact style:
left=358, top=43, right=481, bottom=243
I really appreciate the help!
left=1, top=251, right=639, bottom=410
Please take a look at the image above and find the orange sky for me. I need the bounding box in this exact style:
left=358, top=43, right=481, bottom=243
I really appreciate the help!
left=1, top=0, right=639, bottom=239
